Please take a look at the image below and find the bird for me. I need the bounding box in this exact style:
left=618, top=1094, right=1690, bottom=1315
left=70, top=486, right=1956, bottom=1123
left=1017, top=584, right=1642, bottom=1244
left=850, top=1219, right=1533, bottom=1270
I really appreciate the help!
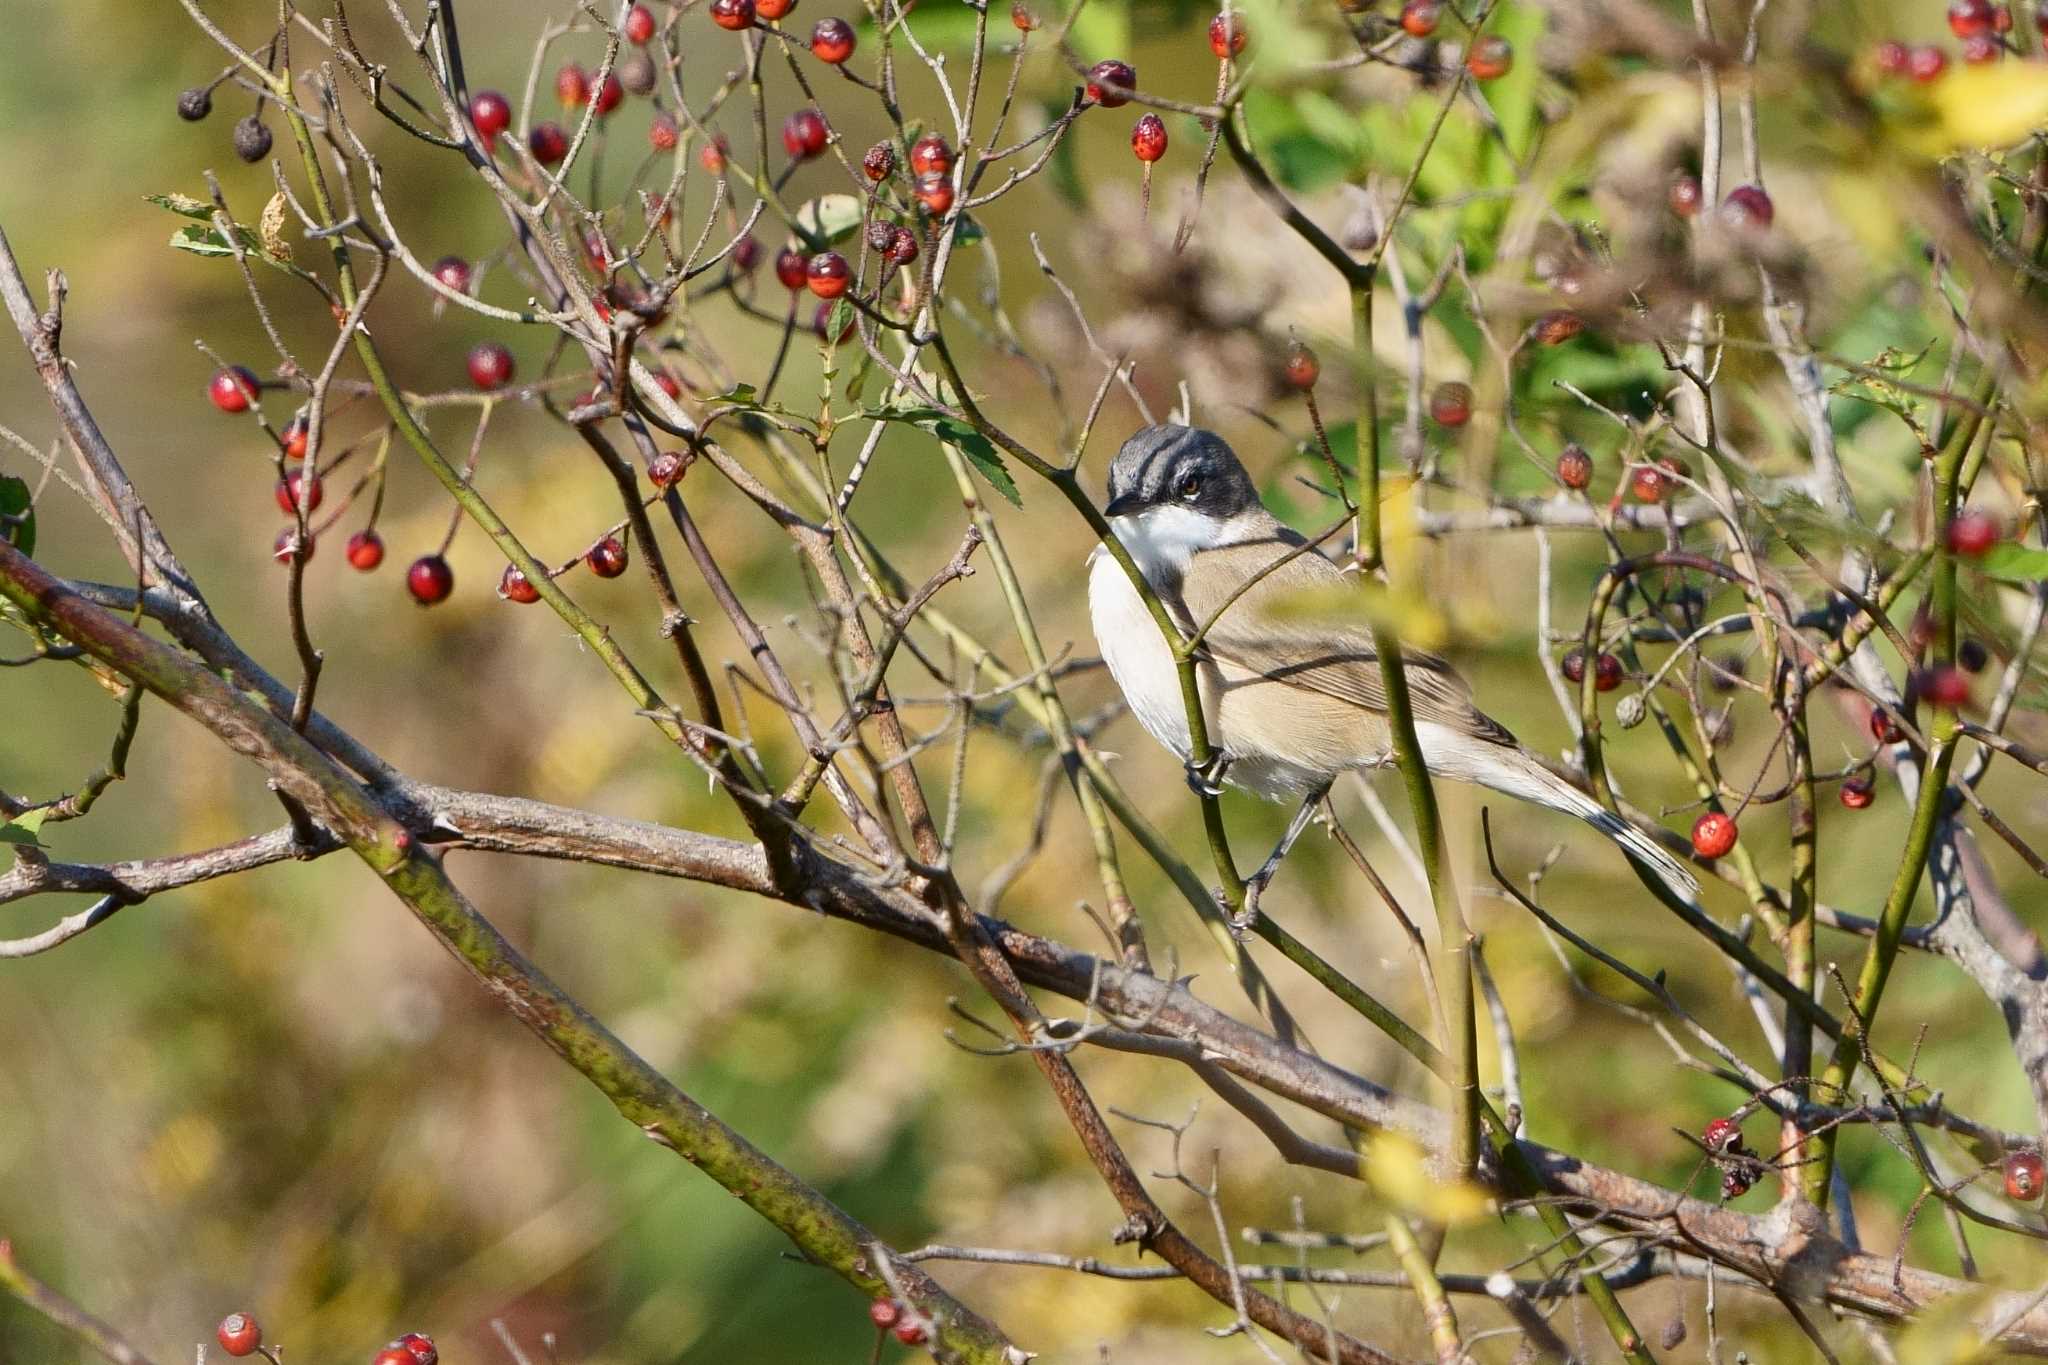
left=1085, top=422, right=1700, bottom=910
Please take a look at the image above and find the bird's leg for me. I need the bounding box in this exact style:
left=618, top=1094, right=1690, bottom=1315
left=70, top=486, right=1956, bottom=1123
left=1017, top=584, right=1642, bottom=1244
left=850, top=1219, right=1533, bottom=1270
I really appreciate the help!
left=1184, top=751, right=1231, bottom=798
left=1231, top=781, right=1332, bottom=934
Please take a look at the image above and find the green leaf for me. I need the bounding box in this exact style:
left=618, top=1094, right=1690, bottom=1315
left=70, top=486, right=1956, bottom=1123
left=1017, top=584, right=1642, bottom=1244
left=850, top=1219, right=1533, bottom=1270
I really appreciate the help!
left=1976, top=542, right=2048, bottom=586
left=716, top=382, right=759, bottom=407
left=146, top=191, right=217, bottom=221
left=168, top=223, right=314, bottom=282
left=792, top=193, right=864, bottom=246
left=930, top=417, right=1020, bottom=507
left=825, top=298, right=854, bottom=342
left=0, top=474, right=34, bottom=558
left=0, top=806, right=49, bottom=849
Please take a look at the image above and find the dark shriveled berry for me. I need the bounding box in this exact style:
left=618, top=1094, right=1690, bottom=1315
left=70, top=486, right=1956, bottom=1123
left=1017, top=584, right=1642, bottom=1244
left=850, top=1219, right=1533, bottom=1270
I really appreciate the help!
left=178, top=87, right=213, bottom=121
left=1960, top=638, right=1990, bottom=672
left=233, top=115, right=273, bottom=163
left=619, top=52, right=658, bottom=96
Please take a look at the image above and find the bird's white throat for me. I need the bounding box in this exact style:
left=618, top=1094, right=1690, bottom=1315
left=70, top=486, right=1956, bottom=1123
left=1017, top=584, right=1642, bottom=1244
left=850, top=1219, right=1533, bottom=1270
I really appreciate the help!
left=1110, top=504, right=1231, bottom=583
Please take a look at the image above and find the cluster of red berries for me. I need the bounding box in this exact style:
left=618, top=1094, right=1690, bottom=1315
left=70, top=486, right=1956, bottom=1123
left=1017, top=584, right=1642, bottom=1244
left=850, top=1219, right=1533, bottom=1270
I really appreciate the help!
left=1875, top=1, right=2035, bottom=77
left=1667, top=175, right=1775, bottom=233
left=499, top=534, right=630, bottom=604
left=868, top=1296, right=929, bottom=1345
left=1701, top=1116, right=1760, bottom=1200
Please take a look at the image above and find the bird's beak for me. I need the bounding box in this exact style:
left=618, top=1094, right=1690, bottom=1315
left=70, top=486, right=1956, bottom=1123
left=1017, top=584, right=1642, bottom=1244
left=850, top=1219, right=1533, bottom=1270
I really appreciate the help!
left=1102, top=492, right=1141, bottom=520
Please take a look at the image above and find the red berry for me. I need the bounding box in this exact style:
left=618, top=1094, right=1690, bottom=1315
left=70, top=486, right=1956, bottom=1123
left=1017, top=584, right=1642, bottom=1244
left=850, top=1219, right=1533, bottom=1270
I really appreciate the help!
left=209, top=366, right=261, bottom=413
left=2006, top=1150, right=2045, bottom=1201
left=885, top=226, right=920, bottom=266
left=1702, top=1117, right=1745, bottom=1155
left=649, top=110, right=679, bottom=151
left=1870, top=707, right=1904, bottom=744
left=1466, top=35, right=1513, bottom=80
left=1631, top=462, right=1670, bottom=503
left=1721, top=184, right=1773, bottom=229
left=431, top=255, right=473, bottom=294
left=909, top=134, right=953, bottom=177
left=811, top=17, right=856, bottom=61
left=814, top=298, right=855, bottom=342
left=273, top=526, right=312, bottom=565
left=757, top=0, right=796, bottom=18
left=625, top=3, right=656, bottom=42
left=1950, top=0, right=1996, bottom=38
left=529, top=121, right=569, bottom=165
left=1428, top=380, right=1471, bottom=427
left=589, top=70, right=625, bottom=115
left=1399, top=0, right=1440, bottom=36
left=806, top=251, right=850, bottom=298
left=1281, top=342, right=1319, bottom=391
left=275, top=470, right=323, bottom=515
left=346, top=529, right=385, bottom=571
left=1962, top=32, right=2003, bottom=62
left=915, top=173, right=955, bottom=216
left=711, top=0, right=755, bottom=29
left=893, top=1320, right=929, bottom=1346
left=1691, top=811, right=1737, bottom=859
left=371, top=1351, right=413, bottom=1365
left=1593, top=652, right=1623, bottom=692
left=555, top=62, right=591, bottom=110
left=699, top=132, right=730, bottom=171
left=1947, top=509, right=2000, bottom=557
left=648, top=451, right=687, bottom=487
left=1011, top=1, right=1038, bottom=30
left=281, top=413, right=310, bottom=460
left=1907, top=44, right=1948, bottom=82
left=394, top=1332, right=439, bottom=1365
left=467, top=341, right=516, bottom=391
left=1534, top=309, right=1583, bottom=346
left=500, top=563, right=542, bottom=603
left=1918, top=664, right=1970, bottom=708
left=782, top=108, right=829, bottom=159
left=733, top=236, right=761, bottom=272
left=1556, top=443, right=1592, bottom=490
left=586, top=535, right=630, bottom=577
left=407, top=554, right=454, bottom=605
left=651, top=370, right=682, bottom=400
left=216, top=1313, right=262, bottom=1357
left=1131, top=113, right=1167, bottom=162
left=1669, top=174, right=1703, bottom=217
left=863, top=142, right=896, bottom=180
left=1995, top=3, right=2014, bottom=32
left=774, top=247, right=809, bottom=290
left=469, top=89, right=512, bottom=138
left=1874, top=39, right=1910, bottom=75
left=1208, top=12, right=1247, bottom=57
left=1086, top=59, right=1137, bottom=107
left=868, top=1299, right=901, bottom=1329
left=1839, top=775, right=1875, bottom=809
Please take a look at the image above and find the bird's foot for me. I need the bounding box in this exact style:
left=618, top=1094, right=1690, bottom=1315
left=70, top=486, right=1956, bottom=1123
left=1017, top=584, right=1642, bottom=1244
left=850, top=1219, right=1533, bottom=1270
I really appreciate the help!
left=1222, top=877, right=1268, bottom=939
left=1184, top=753, right=1229, bottom=798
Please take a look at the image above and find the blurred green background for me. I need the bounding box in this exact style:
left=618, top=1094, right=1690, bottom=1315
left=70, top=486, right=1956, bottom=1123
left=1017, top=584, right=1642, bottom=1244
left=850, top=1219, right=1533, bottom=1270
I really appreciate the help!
left=3, top=1, right=2046, bottom=1361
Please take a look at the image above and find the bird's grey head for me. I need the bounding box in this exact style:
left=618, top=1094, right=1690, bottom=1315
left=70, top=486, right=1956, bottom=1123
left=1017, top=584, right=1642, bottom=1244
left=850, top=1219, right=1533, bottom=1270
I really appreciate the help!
left=1100, top=425, right=1265, bottom=580
left=1103, top=425, right=1261, bottom=522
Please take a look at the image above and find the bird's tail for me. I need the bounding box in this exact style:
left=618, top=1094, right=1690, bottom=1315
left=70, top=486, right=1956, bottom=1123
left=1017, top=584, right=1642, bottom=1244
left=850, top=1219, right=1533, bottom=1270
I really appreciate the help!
left=1415, top=723, right=1702, bottom=907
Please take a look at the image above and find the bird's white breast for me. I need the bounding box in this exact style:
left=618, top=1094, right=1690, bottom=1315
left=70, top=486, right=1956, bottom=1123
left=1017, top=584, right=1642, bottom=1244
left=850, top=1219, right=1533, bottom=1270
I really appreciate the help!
left=1087, top=547, right=1193, bottom=763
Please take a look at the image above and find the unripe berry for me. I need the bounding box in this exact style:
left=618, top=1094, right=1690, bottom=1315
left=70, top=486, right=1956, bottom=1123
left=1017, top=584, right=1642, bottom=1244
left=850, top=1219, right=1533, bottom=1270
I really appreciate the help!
left=216, top=1313, right=262, bottom=1357
left=915, top=173, right=955, bottom=216
left=1131, top=113, right=1168, bottom=162
left=775, top=247, right=808, bottom=290
left=1428, top=380, right=1471, bottom=427
left=1721, top=184, right=1773, bottom=229
left=1947, top=509, right=1999, bottom=557
left=529, top=122, right=569, bottom=165
left=1839, top=775, right=1875, bottom=809
left=233, top=115, right=273, bottom=163
left=275, top=470, right=323, bottom=515
left=555, top=62, right=591, bottom=110
left=1087, top=59, right=1137, bottom=107
left=812, top=17, right=856, bottom=62
left=1669, top=174, right=1703, bottom=217
left=1399, top=0, right=1440, bottom=37
left=586, top=535, right=630, bottom=577
left=625, top=3, right=657, bottom=42
left=1281, top=342, right=1319, bottom=390
left=1556, top=443, right=1592, bottom=490
left=407, top=554, right=454, bottom=605
left=863, top=142, right=896, bottom=180
left=806, top=251, right=851, bottom=298
left=782, top=108, right=830, bottom=159
left=910, top=134, right=953, bottom=177
left=757, top=0, right=796, bottom=18
left=2006, top=1150, right=2045, bottom=1201
left=467, top=341, right=516, bottom=391
left=469, top=90, right=512, bottom=138
left=500, top=563, right=542, bottom=603
left=711, top=0, right=755, bottom=30
left=1465, top=35, right=1512, bottom=80
left=346, top=529, right=385, bottom=571
left=1691, top=811, right=1737, bottom=860
left=1907, top=44, right=1949, bottom=82
left=209, top=366, right=261, bottom=413
left=177, top=87, right=213, bottom=121
left=1208, top=12, right=1248, bottom=57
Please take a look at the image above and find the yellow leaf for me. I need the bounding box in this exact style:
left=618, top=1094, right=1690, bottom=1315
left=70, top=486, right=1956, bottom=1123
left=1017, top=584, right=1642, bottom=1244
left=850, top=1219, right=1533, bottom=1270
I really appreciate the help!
left=1367, top=1132, right=1492, bottom=1225
left=1907, top=63, right=2048, bottom=154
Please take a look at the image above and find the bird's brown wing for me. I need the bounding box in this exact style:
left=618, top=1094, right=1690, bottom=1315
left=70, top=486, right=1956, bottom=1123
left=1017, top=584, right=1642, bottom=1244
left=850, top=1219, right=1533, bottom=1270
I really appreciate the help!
left=1172, top=530, right=1517, bottom=748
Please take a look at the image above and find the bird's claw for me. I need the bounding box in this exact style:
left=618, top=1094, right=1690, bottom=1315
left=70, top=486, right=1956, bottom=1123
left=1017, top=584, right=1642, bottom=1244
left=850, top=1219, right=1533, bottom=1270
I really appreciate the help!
left=1184, top=753, right=1229, bottom=798
left=1224, top=878, right=1267, bottom=938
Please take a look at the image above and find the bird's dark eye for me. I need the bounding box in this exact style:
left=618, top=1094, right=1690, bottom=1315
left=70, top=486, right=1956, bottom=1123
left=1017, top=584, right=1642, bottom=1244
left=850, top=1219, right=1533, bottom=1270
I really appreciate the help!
left=1177, top=475, right=1202, bottom=501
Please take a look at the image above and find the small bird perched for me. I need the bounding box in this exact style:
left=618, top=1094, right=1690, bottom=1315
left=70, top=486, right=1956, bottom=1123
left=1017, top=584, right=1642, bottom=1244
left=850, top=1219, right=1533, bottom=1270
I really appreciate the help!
left=1086, top=423, right=1698, bottom=907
